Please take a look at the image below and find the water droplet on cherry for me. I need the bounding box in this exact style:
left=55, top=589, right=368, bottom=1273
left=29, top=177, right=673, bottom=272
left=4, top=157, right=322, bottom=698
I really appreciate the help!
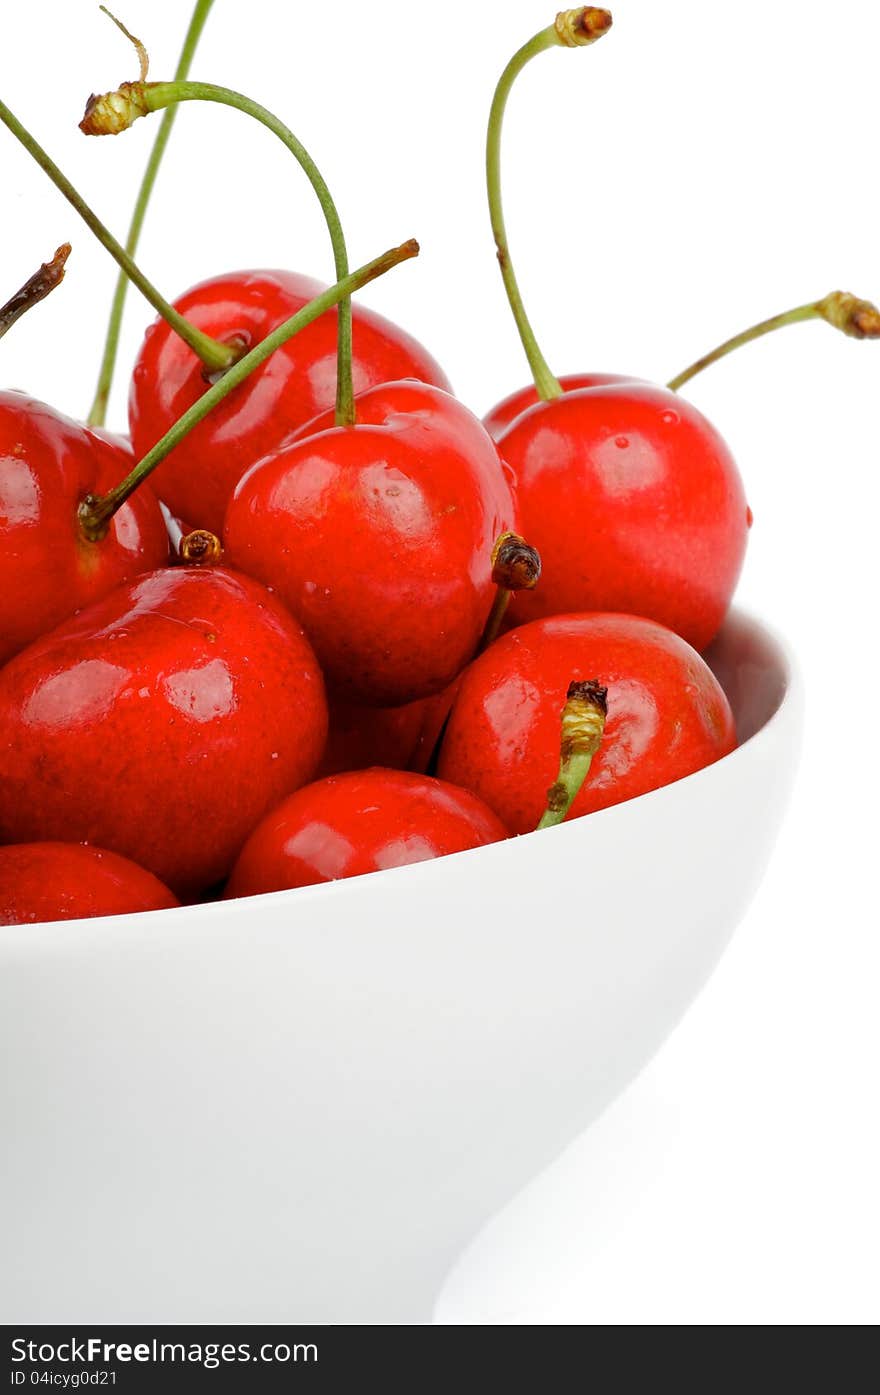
left=614, top=435, right=629, bottom=449
left=661, top=409, right=679, bottom=426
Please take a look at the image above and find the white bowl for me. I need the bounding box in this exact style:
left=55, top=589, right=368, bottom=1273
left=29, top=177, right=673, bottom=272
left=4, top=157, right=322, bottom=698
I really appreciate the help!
left=0, top=609, right=801, bottom=1325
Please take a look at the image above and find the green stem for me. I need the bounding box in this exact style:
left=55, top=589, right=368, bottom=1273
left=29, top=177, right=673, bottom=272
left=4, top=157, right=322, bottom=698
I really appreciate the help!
left=0, top=98, right=233, bottom=374
left=0, top=243, right=70, bottom=341
left=82, top=79, right=355, bottom=427
left=479, top=589, right=512, bottom=652
left=537, top=751, right=595, bottom=829
left=667, top=291, right=880, bottom=392
left=667, top=304, right=819, bottom=392
left=87, top=0, right=216, bottom=427
left=537, top=679, right=608, bottom=830
left=486, top=8, right=612, bottom=401
left=78, top=239, right=419, bottom=542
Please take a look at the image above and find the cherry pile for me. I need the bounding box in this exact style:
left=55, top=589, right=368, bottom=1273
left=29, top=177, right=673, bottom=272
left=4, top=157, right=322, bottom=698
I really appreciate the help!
left=1, top=6, right=876, bottom=926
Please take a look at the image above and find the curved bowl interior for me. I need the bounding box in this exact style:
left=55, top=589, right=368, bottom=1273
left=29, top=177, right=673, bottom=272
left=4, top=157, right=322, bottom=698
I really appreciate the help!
left=0, top=610, right=802, bottom=1324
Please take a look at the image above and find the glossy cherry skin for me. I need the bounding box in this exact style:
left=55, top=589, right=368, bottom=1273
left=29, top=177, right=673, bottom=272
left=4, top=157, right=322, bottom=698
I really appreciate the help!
left=0, top=567, right=328, bottom=897
left=483, top=372, right=640, bottom=440
left=224, top=381, right=517, bottom=707
left=318, top=695, right=427, bottom=777
left=129, top=269, right=453, bottom=534
left=225, top=768, right=509, bottom=897
left=407, top=679, right=462, bottom=774
left=0, top=392, right=169, bottom=666
left=495, top=382, right=750, bottom=652
left=0, top=843, right=179, bottom=925
left=437, top=612, right=736, bottom=834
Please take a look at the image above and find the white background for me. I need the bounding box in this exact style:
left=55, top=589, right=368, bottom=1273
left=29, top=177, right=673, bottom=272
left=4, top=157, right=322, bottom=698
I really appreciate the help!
left=2, top=0, right=877, bottom=1325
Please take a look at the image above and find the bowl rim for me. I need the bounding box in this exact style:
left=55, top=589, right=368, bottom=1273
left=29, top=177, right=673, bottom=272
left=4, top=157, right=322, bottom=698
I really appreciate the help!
left=0, top=606, right=800, bottom=939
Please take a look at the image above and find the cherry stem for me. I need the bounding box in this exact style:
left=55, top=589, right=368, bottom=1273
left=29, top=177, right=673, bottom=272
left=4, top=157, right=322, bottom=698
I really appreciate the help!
left=180, top=529, right=223, bottom=567
left=425, top=534, right=542, bottom=781
left=87, top=0, right=216, bottom=427
left=99, top=7, right=150, bottom=84
left=667, top=291, right=880, bottom=392
left=479, top=531, right=542, bottom=651
left=0, top=243, right=70, bottom=341
left=480, top=590, right=513, bottom=651
left=537, top=679, right=608, bottom=830
left=486, top=8, right=612, bottom=402
left=81, top=78, right=356, bottom=428
left=77, top=238, right=420, bottom=542
left=0, top=98, right=234, bottom=374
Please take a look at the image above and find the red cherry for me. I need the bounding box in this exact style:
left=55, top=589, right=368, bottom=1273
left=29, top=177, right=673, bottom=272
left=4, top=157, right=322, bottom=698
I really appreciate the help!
left=223, top=381, right=517, bottom=707
left=496, top=383, right=750, bottom=651
left=479, top=15, right=747, bottom=651
left=403, top=539, right=542, bottom=774
left=128, top=269, right=452, bottom=534
left=408, top=679, right=462, bottom=774
left=0, top=843, right=179, bottom=925
left=225, top=768, right=508, bottom=897
left=0, top=567, right=328, bottom=896
left=0, top=391, right=169, bottom=666
left=437, top=612, right=736, bottom=834
left=483, top=372, right=641, bottom=440
left=318, top=696, right=427, bottom=778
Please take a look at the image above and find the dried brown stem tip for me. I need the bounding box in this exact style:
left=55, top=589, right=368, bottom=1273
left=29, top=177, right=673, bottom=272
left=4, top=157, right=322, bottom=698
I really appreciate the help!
left=491, top=531, right=542, bottom=591
left=99, top=5, right=149, bottom=82
left=0, top=243, right=71, bottom=341
left=555, top=7, right=613, bottom=48
left=560, top=679, right=608, bottom=759
left=180, top=529, right=223, bottom=567
left=81, top=6, right=152, bottom=134
left=817, top=290, right=880, bottom=340
left=34, top=242, right=70, bottom=289
left=80, top=83, right=149, bottom=136
left=14, top=243, right=69, bottom=298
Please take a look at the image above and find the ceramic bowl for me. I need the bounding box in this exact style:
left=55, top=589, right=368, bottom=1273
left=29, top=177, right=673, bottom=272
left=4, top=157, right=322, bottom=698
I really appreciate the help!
left=0, top=608, right=801, bottom=1324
